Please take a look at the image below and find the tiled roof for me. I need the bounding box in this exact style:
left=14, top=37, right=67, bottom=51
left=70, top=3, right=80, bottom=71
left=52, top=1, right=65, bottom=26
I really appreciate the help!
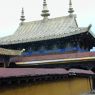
left=69, top=69, right=94, bottom=75
left=0, top=68, right=94, bottom=79
left=0, top=68, right=68, bottom=78
left=0, top=15, right=91, bottom=45
left=0, top=48, right=21, bottom=56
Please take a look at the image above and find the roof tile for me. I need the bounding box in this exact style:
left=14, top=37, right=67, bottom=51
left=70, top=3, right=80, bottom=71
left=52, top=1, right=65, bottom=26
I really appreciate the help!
left=0, top=15, right=89, bottom=45
left=0, top=68, right=94, bottom=78
left=0, top=48, right=21, bottom=56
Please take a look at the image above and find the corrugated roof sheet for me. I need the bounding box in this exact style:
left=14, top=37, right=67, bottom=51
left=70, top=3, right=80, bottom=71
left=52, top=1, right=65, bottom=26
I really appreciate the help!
left=0, top=48, right=21, bottom=56
left=0, top=15, right=90, bottom=45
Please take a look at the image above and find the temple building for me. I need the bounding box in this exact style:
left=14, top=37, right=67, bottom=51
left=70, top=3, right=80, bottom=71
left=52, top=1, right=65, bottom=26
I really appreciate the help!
left=0, top=0, right=95, bottom=95
left=0, top=0, right=94, bottom=54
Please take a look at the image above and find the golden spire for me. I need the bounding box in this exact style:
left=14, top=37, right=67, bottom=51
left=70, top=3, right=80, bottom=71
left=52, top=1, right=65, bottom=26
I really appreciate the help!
left=41, top=0, right=50, bottom=19
left=20, top=8, right=25, bottom=22
left=68, top=0, right=74, bottom=15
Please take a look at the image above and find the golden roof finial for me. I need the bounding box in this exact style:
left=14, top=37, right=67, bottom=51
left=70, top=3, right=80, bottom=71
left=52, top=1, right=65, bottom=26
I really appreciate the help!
left=41, top=0, right=50, bottom=19
left=20, top=8, right=25, bottom=22
left=68, top=0, right=74, bottom=15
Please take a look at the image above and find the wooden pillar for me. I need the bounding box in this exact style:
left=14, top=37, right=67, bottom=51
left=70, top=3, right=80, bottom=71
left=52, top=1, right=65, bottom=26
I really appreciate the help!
left=4, top=62, right=9, bottom=68
left=4, top=56, right=10, bottom=68
left=89, top=76, right=93, bottom=91
left=53, top=44, right=58, bottom=50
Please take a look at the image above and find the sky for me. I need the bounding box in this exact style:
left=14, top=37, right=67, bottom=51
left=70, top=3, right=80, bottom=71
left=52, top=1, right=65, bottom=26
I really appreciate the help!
left=0, top=0, right=95, bottom=37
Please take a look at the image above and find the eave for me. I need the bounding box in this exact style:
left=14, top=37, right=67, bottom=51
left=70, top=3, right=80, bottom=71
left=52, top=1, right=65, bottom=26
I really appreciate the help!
left=10, top=52, right=95, bottom=65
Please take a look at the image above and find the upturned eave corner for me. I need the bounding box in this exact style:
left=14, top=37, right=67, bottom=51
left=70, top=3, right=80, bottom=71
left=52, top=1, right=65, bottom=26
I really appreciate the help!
left=88, top=24, right=92, bottom=31
left=87, top=24, right=95, bottom=38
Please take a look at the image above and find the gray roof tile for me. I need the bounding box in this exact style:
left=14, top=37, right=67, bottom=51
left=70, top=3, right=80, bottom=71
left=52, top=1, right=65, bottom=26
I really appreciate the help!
left=0, top=48, right=21, bottom=55
left=0, top=15, right=90, bottom=45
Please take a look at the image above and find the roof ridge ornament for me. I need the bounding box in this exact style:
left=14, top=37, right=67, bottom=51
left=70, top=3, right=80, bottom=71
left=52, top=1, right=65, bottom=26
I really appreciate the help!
left=20, top=8, right=25, bottom=22
left=41, top=0, right=50, bottom=19
left=68, top=0, right=74, bottom=16
left=88, top=24, right=92, bottom=30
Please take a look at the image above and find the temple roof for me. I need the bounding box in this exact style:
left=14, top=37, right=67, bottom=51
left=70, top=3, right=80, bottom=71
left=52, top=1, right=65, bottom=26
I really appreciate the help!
left=0, top=15, right=93, bottom=45
left=0, top=48, right=21, bottom=56
left=0, top=68, right=94, bottom=79
left=10, top=52, right=95, bottom=64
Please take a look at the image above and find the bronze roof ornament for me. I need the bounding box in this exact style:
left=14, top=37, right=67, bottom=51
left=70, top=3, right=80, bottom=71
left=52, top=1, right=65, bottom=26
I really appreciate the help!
left=20, top=8, right=25, bottom=22
left=41, top=0, right=50, bottom=19
left=68, top=0, right=74, bottom=15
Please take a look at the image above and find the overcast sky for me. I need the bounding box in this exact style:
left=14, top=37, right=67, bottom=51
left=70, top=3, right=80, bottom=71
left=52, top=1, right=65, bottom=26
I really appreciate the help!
left=0, top=0, right=95, bottom=37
